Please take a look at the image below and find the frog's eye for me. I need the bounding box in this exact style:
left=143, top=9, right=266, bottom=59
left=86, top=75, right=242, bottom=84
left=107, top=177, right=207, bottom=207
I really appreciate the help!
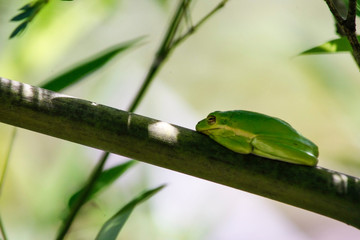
left=207, top=115, right=216, bottom=125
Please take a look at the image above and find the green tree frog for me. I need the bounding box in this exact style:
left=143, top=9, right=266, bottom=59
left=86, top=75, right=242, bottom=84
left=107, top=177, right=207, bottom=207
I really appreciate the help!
left=196, top=110, right=319, bottom=166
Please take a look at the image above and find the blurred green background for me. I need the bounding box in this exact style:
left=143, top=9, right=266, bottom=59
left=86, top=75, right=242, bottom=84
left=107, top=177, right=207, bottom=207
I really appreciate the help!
left=0, top=0, right=360, bottom=239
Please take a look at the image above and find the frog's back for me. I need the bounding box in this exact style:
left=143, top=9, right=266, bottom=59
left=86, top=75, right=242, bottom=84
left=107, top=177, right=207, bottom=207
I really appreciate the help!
left=218, top=110, right=299, bottom=136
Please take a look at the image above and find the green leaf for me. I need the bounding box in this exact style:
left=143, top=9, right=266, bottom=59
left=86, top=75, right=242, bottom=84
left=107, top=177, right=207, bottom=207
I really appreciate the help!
left=20, top=3, right=33, bottom=11
left=40, top=37, right=144, bottom=92
left=11, top=2, right=41, bottom=22
left=9, top=22, right=29, bottom=38
left=95, top=185, right=165, bottom=240
left=11, top=10, right=34, bottom=22
left=68, top=160, right=136, bottom=209
left=9, top=1, right=47, bottom=39
left=299, top=36, right=360, bottom=55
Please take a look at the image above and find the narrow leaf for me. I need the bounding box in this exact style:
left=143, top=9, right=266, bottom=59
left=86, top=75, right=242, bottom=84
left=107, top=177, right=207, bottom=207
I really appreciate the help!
left=9, top=22, right=29, bottom=38
left=96, top=185, right=165, bottom=240
left=68, top=160, right=136, bottom=209
left=11, top=11, right=33, bottom=22
left=299, top=36, right=360, bottom=55
left=20, top=3, right=33, bottom=11
left=40, top=37, right=144, bottom=92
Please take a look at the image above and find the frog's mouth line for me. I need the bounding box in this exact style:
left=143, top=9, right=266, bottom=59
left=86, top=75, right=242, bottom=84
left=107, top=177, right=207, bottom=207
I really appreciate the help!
left=199, top=128, right=220, bottom=135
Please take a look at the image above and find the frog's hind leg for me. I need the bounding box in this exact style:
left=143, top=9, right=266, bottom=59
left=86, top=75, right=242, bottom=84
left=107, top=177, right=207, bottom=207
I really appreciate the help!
left=250, top=136, right=318, bottom=166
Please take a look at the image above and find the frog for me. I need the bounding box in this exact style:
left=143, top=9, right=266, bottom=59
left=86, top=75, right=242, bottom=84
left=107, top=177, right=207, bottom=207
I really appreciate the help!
left=196, top=110, right=319, bottom=166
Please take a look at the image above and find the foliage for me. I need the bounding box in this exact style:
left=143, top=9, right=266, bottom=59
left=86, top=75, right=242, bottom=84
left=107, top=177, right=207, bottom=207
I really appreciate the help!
left=41, top=37, right=144, bottom=91
left=1, top=0, right=360, bottom=239
left=300, top=36, right=360, bottom=55
left=67, top=161, right=136, bottom=209
left=301, top=0, right=360, bottom=68
left=1, top=0, right=228, bottom=239
left=95, top=185, right=165, bottom=240
left=10, top=0, right=49, bottom=38
left=9, top=0, right=74, bottom=38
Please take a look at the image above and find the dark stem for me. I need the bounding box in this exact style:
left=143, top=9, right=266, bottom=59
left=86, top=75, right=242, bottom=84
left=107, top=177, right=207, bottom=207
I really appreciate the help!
left=171, top=0, right=228, bottom=49
left=55, top=0, right=228, bottom=238
left=0, top=129, right=17, bottom=195
left=128, top=0, right=189, bottom=112
left=56, top=2, right=191, bottom=236
left=0, top=129, right=16, bottom=240
left=0, top=215, right=8, bottom=240
left=346, top=0, right=357, bottom=29
left=324, top=0, right=360, bottom=69
left=56, top=152, right=109, bottom=240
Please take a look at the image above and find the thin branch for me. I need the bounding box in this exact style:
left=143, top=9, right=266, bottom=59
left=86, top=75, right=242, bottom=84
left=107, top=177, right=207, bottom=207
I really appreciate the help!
left=53, top=1, right=228, bottom=238
left=0, top=128, right=17, bottom=195
left=128, top=0, right=189, bottom=112
left=346, top=0, right=357, bottom=29
left=343, top=0, right=360, bottom=67
left=171, top=0, right=228, bottom=48
left=324, top=0, right=346, bottom=24
left=324, top=0, right=360, bottom=68
left=0, top=77, right=359, bottom=229
left=128, top=0, right=228, bottom=111
left=0, top=129, right=16, bottom=240
left=55, top=152, right=109, bottom=240
left=0, top=215, right=7, bottom=240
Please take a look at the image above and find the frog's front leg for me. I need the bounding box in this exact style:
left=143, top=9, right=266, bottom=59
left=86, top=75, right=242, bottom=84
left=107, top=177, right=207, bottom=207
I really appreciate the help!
left=209, top=135, right=252, bottom=154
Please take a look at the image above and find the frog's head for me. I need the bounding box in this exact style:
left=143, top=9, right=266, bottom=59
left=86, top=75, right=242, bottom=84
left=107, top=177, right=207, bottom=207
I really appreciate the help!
left=196, top=111, right=230, bottom=135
